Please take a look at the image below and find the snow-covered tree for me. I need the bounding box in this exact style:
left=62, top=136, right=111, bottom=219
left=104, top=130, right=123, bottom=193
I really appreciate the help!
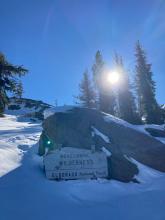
left=0, top=53, right=27, bottom=116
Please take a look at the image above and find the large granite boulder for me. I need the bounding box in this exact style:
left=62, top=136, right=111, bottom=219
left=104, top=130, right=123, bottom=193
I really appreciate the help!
left=39, top=107, right=165, bottom=182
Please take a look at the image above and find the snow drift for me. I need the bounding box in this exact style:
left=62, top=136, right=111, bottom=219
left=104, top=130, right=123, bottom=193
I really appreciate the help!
left=1, top=110, right=165, bottom=220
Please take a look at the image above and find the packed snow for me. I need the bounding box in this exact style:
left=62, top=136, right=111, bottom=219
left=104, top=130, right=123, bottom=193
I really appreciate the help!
left=104, top=113, right=135, bottom=129
left=0, top=115, right=41, bottom=177
left=101, top=147, right=112, bottom=157
left=0, top=114, right=165, bottom=220
left=156, top=137, right=165, bottom=144
left=162, top=104, right=165, bottom=110
left=104, top=113, right=165, bottom=144
left=44, top=105, right=75, bottom=119
left=125, top=156, right=164, bottom=183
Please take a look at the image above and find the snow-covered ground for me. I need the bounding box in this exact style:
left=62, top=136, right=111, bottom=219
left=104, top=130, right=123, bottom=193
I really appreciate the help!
left=0, top=114, right=165, bottom=220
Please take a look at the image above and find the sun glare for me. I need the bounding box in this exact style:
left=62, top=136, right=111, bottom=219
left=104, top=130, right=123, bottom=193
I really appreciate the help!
left=107, top=71, right=120, bottom=84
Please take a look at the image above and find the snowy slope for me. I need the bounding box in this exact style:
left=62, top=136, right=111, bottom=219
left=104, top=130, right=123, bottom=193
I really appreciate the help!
left=5, top=97, right=52, bottom=120
left=0, top=114, right=165, bottom=220
left=0, top=115, right=41, bottom=177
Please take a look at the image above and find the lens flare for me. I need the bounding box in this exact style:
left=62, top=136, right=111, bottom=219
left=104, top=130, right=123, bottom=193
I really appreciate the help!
left=107, top=71, right=120, bottom=84
left=47, top=140, right=51, bottom=145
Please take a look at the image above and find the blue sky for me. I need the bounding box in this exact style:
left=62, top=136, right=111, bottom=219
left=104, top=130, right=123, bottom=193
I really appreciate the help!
left=0, top=0, right=165, bottom=105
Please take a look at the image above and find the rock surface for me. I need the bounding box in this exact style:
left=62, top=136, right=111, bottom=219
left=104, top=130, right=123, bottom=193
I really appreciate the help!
left=145, top=127, right=165, bottom=137
left=39, top=107, right=165, bottom=182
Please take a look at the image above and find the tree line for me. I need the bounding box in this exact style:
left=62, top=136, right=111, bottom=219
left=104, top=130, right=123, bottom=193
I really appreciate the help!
left=0, top=42, right=164, bottom=124
left=76, top=41, right=164, bottom=124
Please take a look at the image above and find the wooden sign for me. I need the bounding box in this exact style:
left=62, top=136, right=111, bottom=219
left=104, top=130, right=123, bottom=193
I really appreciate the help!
left=44, top=147, right=108, bottom=180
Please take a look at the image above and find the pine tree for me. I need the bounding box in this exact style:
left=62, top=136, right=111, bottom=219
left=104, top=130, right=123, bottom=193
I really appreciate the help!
left=115, top=54, right=141, bottom=124
left=0, top=53, right=27, bottom=115
left=135, top=41, right=163, bottom=124
left=76, top=70, right=96, bottom=108
left=92, top=50, right=116, bottom=114
left=13, top=81, right=24, bottom=98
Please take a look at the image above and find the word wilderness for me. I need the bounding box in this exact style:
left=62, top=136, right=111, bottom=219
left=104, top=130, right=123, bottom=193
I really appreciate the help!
left=44, top=147, right=108, bottom=180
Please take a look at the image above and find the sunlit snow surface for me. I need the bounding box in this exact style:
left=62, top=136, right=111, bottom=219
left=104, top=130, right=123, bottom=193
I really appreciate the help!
left=44, top=105, right=75, bottom=119
left=0, top=115, right=41, bottom=177
left=0, top=114, right=165, bottom=220
left=92, top=126, right=110, bottom=143
left=104, top=113, right=165, bottom=144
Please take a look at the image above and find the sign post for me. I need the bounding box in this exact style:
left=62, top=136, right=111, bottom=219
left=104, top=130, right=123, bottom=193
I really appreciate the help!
left=44, top=147, right=108, bottom=180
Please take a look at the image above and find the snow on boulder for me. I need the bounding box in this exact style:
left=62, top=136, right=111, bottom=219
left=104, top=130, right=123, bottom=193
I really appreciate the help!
left=91, top=126, right=110, bottom=143
left=44, top=105, right=74, bottom=119
left=145, top=127, right=165, bottom=137
left=39, top=107, right=165, bottom=182
left=161, top=104, right=165, bottom=110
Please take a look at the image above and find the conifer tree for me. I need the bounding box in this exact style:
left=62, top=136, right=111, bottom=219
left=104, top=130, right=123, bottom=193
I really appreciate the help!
left=0, top=53, right=27, bottom=115
left=13, top=81, right=24, bottom=98
left=135, top=41, right=163, bottom=124
left=92, top=51, right=116, bottom=114
left=76, top=70, right=96, bottom=108
left=115, top=54, right=141, bottom=124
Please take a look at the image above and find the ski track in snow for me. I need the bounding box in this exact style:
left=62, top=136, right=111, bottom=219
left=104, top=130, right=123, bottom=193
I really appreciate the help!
left=0, top=114, right=165, bottom=220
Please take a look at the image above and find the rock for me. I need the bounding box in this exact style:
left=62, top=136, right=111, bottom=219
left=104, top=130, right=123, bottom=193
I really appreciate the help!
left=145, top=127, right=165, bottom=137
left=39, top=107, right=165, bottom=182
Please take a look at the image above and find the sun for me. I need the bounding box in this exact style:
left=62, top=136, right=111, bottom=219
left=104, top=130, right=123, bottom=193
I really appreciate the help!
left=107, top=71, right=120, bottom=84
